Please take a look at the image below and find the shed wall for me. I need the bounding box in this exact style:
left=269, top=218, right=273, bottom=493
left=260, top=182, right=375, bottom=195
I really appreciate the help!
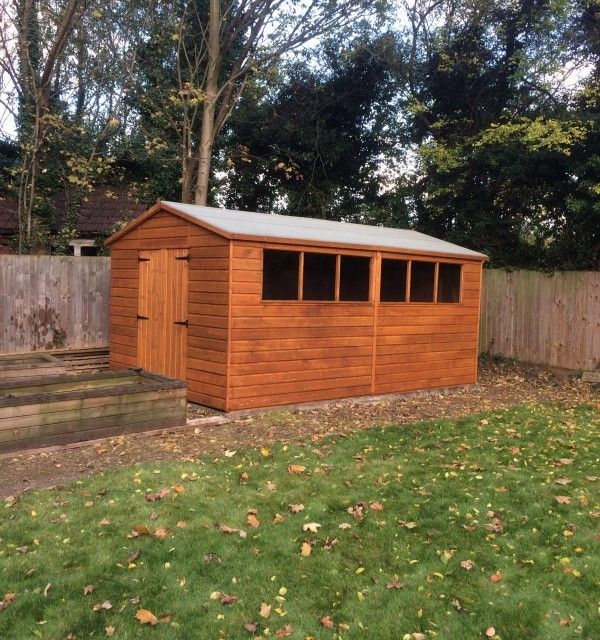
left=227, top=242, right=482, bottom=411
left=109, top=211, right=230, bottom=409
left=374, top=259, right=481, bottom=394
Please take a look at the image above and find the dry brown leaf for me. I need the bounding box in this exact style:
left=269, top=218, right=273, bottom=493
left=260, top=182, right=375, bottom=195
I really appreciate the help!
left=172, top=484, right=185, bottom=494
left=275, top=624, right=293, bottom=637
left=289, top=504, right=304, bottom=514
left=244, top=621, right=258, bottom=633
left=300, top=542, right=312, bottom=557
left=83, top=584, right=94, bottom=596
left=135, top=609, right=158, bottom=625
left=105, top=626, right=115, bottom=637
left=555, top=477, right=571, bottom=485
left=386, top=579, right=404, bottom=590
left=485, top=627, right=496, bottom=637
left=302, top=522, right=321, bottom=533
left=259, top=602, right=272, bottom=619
left=220, top=593, right=239, bottom=605
left=273, top=513, right=285, bottom=524
left=489, top=572, right=503, bottom=583
left=93, top=601, right=113, bottom=611
left=320, top=615, right=334, bottom=629
left=460, top=559, right=475, bottom=570
left=288, top=464, right=306, bottom=474
left=247, top=510, right=260, bottom=528
left=145, top=488, right=171, bottom=502
left=555, top=495, right=572, bottom=505
left=370, top=501, right=384, bottom=511
left=153, top=527, right=169, bottom=539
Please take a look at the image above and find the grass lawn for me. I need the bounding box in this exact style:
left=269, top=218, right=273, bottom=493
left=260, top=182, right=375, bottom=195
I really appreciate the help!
left=1, top=403, right=599, bottom=640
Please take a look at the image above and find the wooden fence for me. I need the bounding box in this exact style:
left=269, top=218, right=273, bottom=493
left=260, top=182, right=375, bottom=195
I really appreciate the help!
left=0, top=256, right=110, bottom=354
left=0, top=257, right=598, bottom=372
left=480, top=269, right=600, bottom=371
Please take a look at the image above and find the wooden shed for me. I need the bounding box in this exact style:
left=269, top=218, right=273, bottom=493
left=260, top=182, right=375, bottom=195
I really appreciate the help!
left=106, top=202, right=487, bottom=411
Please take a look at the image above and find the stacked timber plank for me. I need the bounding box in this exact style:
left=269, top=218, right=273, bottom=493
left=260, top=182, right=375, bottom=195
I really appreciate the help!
left=0, top=370, right=186, bottom=454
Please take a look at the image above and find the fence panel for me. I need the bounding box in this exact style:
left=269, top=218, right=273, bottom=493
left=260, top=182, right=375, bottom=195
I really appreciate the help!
left=0, top=256, right=110, bottom=354
left=480, top=269, right=600, bottom=371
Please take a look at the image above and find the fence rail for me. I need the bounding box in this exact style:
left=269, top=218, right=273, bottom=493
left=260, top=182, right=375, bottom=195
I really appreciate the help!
left=480, top=269, right=600, bottom=371
left=0, top=257, right=598, bottom=371
left=0, top=256, right=110, bottom=354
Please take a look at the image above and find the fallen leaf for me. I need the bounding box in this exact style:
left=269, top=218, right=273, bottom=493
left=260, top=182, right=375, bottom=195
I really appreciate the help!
left=259, top=603, right=271, bottom=618
left=15, top=546, right=28, bottom=554
left=153, top=527, right=169, bottom=539
left=485, top=627, right=496, bottom=637
left=489, top=572, right=502, bottom=583
left=460, top=559, right=475, bottom=570
left=557, top=458, right=574, bottom=466
left=247, top=510, right=260, bottom=528
left=338, top=522, right=352, bottom=530
left=386, top=579, right=404, bottom=590
left=555, top=496, right=572, bottom=505
left=397, top=520, right=417, bottom=529
left=220, top=593, right=239, bottom=605
left=302, top=522, right=321, bottom=533
left=145, top=488, right=170, bottom=502
left=93, top=601, right=113, bottom=611
left=244, top=621, right=258, bottom=633
left=273, top=513, right=285, bottom=524
left=370, top=501, right=384, bottom=511
left=172, top=484, right=185, bottom=494
left=275, top=624, right=293, bottom=637
left=301, top=542, right=312, bottom=557
left=289, top=504, right=304, bottom=514
left=126, top=549, right=140, bottom=563
left=555, top=477, right=571, bottom=485
left=43, top=583, right=51, bottom=597
left=105, top=626, right=115, bottom=637
left=98, top=518, right=110, bottom=526
left=135, top=609, right=158, bottom=625
left=83, top=585, right=94, bottom=596
left=128, top=524, right=151, bottom=538
left=320, top=615, right=334, bottom=629
left=224, top=449, right=237, bottom=457
left=203, top=553, right=221, bottom=564
left=288, top=464, right=306, bottom=474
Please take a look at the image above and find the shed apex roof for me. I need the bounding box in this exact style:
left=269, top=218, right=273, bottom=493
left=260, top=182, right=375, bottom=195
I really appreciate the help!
left=158, top=202, right=487, bottom=260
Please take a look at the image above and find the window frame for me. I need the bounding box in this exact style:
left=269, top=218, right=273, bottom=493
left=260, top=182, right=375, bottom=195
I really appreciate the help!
left=260, top=246, right=464, bottom=305
left=261, top=246, right=373, bottom=304
left=378, top=255, right=463, bottom=305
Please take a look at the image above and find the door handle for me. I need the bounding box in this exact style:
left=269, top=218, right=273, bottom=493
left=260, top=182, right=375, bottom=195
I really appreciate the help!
left=174, top=320, right=188, bottom=327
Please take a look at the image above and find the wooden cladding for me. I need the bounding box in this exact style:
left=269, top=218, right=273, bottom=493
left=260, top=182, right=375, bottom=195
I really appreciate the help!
left=109, top=205, right=484, bottom=412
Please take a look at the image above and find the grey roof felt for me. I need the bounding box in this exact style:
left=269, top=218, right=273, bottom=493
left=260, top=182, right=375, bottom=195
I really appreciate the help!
left=162, top=201, right=487, bottom=260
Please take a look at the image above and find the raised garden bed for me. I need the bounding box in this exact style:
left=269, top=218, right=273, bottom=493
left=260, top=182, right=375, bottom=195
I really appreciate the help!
left=0, top=369, right=187, bottom=453
left=0, top=352, right=66, bottom=380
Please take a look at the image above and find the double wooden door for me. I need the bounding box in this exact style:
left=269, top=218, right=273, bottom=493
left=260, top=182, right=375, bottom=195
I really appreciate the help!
left=137, top=249, right=188, bottom=379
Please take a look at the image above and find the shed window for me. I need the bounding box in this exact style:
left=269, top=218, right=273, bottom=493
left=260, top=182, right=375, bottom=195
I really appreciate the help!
left=303, top=252, right=336, bottom=300
left=410, top=261, right=435, bottom=302
left=380, top=259, right=408, bottom=302
left=339, top=256, right=371, bottom=301
left=262, top=249, right=299, bottom=300
left=437, top=263, right=461, bottom=303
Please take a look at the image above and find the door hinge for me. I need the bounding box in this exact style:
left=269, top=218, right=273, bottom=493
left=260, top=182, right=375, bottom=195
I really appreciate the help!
left=137, top=314, right=149, bottom=320
left=138, top=256, right=150, bottom=262
left=174, top=320, right=188, bottom=327
left=175, top=255, right=190, bottom=261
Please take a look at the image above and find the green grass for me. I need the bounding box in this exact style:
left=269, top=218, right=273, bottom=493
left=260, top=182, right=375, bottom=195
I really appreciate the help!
left=1, top=404, right=599, bottom=640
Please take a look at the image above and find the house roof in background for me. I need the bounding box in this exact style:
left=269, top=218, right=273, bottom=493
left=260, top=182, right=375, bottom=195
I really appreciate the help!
left=0, top=186, right=145, bottom=238
left=109, top=201, right=487, bottom=260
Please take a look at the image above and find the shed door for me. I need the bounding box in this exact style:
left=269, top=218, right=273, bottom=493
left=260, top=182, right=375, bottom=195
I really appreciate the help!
left=137, top=249, right=188, bottom=379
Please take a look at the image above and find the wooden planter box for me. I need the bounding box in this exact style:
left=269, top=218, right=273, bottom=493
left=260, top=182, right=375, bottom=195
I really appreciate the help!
left=0, top=353, right=66, bottom=380
left=0, top=370, right=187, bottom=453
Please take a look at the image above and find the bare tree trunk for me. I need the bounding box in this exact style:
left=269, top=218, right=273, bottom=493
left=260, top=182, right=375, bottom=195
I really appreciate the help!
left=194, top=0, right=221, bottom=206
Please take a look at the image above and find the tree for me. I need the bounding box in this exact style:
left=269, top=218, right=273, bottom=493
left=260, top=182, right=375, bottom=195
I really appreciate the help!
left=0, top=0, right=86, bottom=251
left=161, top=0, right=382, bottom=204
